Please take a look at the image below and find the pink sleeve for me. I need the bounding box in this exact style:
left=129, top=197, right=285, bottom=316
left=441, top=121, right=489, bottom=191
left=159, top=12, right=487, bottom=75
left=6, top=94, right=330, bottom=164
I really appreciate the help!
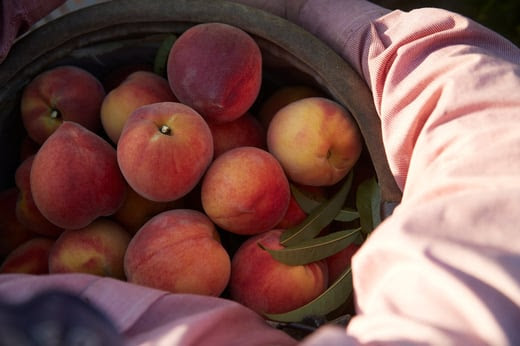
left=0, top=273, right=298, bottom=345
left=291, top=1, right=520, bottom=345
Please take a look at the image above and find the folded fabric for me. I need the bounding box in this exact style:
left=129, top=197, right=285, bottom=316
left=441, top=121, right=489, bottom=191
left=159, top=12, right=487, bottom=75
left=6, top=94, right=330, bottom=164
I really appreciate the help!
left=0, top=273, right=297, bottom=345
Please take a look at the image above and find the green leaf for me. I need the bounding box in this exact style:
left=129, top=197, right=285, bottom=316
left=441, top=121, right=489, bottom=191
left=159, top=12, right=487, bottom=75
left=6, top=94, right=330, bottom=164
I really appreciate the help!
left=291, top=184, right=360, bottom=222
left=259, top=228, right=361, bottom=265
left=153, top=34, right=177, bottom=77
left=289, top=184, right=322, bottom=212
left=335, top=208, right=360, bottom=222
left=355, top=177, right=381, bottom=235
left=281, top=172, right=353, bottom=246
left=264, top=266, right=353, bottom=322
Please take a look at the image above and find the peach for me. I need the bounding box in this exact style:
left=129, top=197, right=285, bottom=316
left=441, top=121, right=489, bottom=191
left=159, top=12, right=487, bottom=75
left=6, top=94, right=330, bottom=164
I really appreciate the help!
left=124, top=209, right=231, bottom=296
left=167, top=22, right=262, bottom=123
left=325, top=243, right=361, bottom=284
left=201, top=147, right=290, bottom=235
left=230, top=229, right=328, bottom=315
left=15, top=155, right=63, bottom=237
left=207, top=112, right=266, bottom=158
left=100, top=70, right=177, bottom=143
left=276, top=184, right=327, bottom=229
left=0, top=237, right=54, bottom=274
left=48, top=218, right=131, bottom=279
left=30, top=121, right=127, bottom=230
left=275, top=194, right=307, bottom=229
left=20, top=65, right=105, bottom=144
left=117, top=102, right=213, bottom=202
left=258, top=85, right=324, bottom=128
left=0, top=187, right=36, bottom=259
left=112, top=185, right=184, bottom=235
left=267, top=97, right=363, bottom=186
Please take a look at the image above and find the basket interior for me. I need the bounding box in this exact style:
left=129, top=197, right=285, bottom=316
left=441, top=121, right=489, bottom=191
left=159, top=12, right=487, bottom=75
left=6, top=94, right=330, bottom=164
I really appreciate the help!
left=0, top=0, right=401, bottom=216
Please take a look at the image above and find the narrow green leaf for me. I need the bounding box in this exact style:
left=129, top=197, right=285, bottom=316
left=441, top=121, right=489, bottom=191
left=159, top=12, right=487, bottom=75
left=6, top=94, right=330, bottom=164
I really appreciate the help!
left=153, top=34, right=177, bottom=77
left=289, top=184, right=322, bottom=212
left=281, top=172, right=353, bottom=246
left=291, top=184, right=360, bottom=222
left=264, top=267, right=353, bottom=322
left=259, top=228, right=361, bottom=265
left=335, top=208, right=360, bottom=222
left=355, top=177, right=381, bottom=235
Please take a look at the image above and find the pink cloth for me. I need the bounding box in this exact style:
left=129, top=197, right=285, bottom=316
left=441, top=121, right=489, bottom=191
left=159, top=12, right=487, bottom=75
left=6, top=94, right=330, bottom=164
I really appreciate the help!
left=1, top=0, right=520, bottom=345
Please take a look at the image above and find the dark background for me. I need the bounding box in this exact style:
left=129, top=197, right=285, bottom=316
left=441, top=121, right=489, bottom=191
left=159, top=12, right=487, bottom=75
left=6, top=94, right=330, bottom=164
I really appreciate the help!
left=372, top=0, right=520, bottom=47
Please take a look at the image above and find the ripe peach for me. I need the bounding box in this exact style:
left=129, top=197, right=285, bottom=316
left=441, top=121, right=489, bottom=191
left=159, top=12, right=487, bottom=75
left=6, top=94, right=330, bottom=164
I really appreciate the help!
left=112, top=185, right=184, bottom=235
left=124, top=209, right=231, bottom=296
left=117, top=102, right=213, bottom=202
left=0, top=187, right=35, bottom=259
left=267, top=97, right=363, bottom=186
left=325, top=243, right=361, bottom=283
left=275, top=194, right=307, bottom=229
left=230, top=229, right=328, bottom=314
left=201, top=147, right=290, bottom=235
left=276, top=184, right=327, bottom=229
left=30, top=121, right=127, bottom=230
left=0, top=237, right=54, bottom=274
left=100, top=71, right=177, bottom=143
left=207, top=112, right=266, bottom=158
left=15, top=155, right=63, bottom=237
left=167, top=22, right=262, bottom=123
left=48, top=218, right=131, bottom=279
left=20, top=65, right=105, bottom=144
left=258, top=85, right=324, bottom=128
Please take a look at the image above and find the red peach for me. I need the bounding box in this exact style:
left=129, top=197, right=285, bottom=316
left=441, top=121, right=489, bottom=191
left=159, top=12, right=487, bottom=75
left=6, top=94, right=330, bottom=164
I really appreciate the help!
left=48, top=218, right=131, bottom=279
left=326, top=243, right=361, bottom=283
left=117, top=102, right=213, bottom=202
left=0, top=237, right=54, bottom=274
left=267, top=97, right=363, bottom=186
left=20, top=65, right=105, bottom=144
left=201, top=147, right=290, bottom=235
left=276, top=184, right=327, bottom=229
left=167, top=22, right=262, bottom=123
left=275, top=194, right=307, bottom=230
left=15, top=155, right=63, bottom=237
left=124, top=209, right=231, bottom=296
left=207, top=112, right=266, bottom=158
left=230, top=229, right=328, bottom=314
left=0, top=187, right=36, bottom=259
left=112, top=185, right=184, bottom=235
left=30, top=121, right=127, bottom=230
left=100, top=70, right=177, bottom=143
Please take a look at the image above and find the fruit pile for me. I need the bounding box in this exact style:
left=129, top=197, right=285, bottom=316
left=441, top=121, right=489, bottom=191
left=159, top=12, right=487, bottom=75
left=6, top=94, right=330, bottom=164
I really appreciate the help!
left=0, top=22, right=380, bottom=323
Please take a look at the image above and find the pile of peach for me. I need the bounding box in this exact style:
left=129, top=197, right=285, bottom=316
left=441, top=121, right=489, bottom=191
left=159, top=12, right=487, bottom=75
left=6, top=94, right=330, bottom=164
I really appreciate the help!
left=0, top=23, right=364, bottom=318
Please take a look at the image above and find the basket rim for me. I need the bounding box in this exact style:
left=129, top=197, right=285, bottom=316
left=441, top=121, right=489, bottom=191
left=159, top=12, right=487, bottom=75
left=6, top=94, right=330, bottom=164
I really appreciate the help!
left=0, top=0, right=401, bottom=212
